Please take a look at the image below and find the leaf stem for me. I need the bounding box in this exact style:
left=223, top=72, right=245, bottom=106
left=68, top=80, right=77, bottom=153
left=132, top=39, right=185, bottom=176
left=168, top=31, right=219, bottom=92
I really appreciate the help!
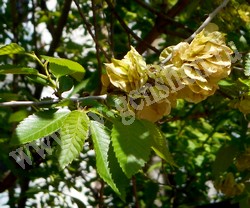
left=37, top=72, right=48, bottom=80
left=25, top=52, right=57, bottom=89
left=25, top=52, right=44, bottom=68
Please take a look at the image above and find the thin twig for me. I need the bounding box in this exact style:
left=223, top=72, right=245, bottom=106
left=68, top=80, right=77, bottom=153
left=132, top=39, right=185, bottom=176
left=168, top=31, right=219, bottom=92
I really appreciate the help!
left=161, top=0, right=230, bottom=65
left=100, top=2, right=114, bottom=58
left=81, top=174, right=100, bottom=202
left=185, top=0, right=230, bottom=42
left=0, top=95, right=107, bottom=107
left=73, top=0, right=110, bottom=61
left=91, top=0, right=103, bottom=94
left=47, top=0, right=73, bottom=56
left=98, top=180, right=104, bottom=208
left=132, top=176, right=140, bottom=208
left=110, top=8, right=115, bottom=58
left=134, top=0, right=191, bottom=32
left=136, top=0, right=190, bottom=54
left=105, top=0, right=160, bottom=54
left=31, top=0, right=38, bottom=53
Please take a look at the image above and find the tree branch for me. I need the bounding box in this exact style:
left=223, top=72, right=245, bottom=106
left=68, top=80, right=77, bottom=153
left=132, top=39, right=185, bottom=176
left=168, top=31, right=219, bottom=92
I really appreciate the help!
left=31, top=0, right=38, bottom=54
left=105, top=0, right=160, bottom=54
left=17, top=177, right=29, bottom=208
left=91, top=0, right=103, bottom=94
left=132, top=176, right=140, bottom=208
left=0, top=95, right=107, bottom=107
left=47, top=0, right=73, bottom=56
left=196, top=200, right=239, bottom=208
left=10, top=0, right=19, bottom=43
left=0, top=171, right=17, bottom=193
left=73, top=0, right=110, bottom=61
left=161, top=0, right=230, bottom=65
left=136, top=0, right=190, bottom=54
left=185, top=0, right=230, bottom=42
left=134, top=0, right=192, bottom=33
left=98, top=180, right=104, bottom=208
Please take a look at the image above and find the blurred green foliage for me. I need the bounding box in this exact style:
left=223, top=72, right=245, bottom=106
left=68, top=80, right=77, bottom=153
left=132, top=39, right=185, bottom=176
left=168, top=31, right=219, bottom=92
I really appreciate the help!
left=0, top=0, right=250, bottom=207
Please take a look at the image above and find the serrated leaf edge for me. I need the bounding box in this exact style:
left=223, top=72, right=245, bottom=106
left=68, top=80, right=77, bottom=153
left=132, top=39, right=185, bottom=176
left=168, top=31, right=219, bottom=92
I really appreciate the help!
left=111, top=121, right=152, bottom=178
left=90, top=121, right=120, bottom=195
left=15, top=109, right=70, bottom=145
left=58, top=110, right=90, bottom=169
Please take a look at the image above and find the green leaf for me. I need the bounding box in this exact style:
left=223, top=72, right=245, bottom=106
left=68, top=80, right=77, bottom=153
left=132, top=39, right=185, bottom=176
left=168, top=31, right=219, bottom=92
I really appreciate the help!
left=240, top=194, right=250, bottom=208
left=58, top=76, right=73, bottom=93
left=90, top=121, right=120, bottom=196
left=27, top=75, right=49, bottom=86
left=108, top=143, right=129, bottom=201
left=70, top=72, right=85, bottom=82
left=244, top=53, right=250, bottom=77
left=11, top=109, right=70, bottom=145
left=0, top=65, right=38, bottom=75
left=8, top=110, right=28, bottom=123
left=212, top=144, right=239, bottom=177
left=0, top=43, right=25, bottom=56
left=218, top=79, right=235, bottom=87
left=111, top=119, right=152, bottom=178
left=41, top=55, right=85, bottom=81
left=142, top=120, right=176, bottom=166
left=49, top=62, right=73, bottom=78
left=0, top=93, right=20, bottom=101
left=58, top=110, right=90, bottom=169
left=238, top=78, right=250, bottom=88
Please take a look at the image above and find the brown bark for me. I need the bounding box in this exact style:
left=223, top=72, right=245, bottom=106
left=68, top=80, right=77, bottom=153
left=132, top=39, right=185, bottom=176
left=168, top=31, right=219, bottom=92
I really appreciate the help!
left=47, top=0, right=73, bottom=56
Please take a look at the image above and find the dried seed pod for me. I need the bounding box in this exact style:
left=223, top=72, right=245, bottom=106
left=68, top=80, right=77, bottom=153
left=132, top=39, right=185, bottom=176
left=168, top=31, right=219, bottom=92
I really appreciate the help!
left=105, top=46, right=148, bottom=92
left=160, top=24, right=233, bottom=103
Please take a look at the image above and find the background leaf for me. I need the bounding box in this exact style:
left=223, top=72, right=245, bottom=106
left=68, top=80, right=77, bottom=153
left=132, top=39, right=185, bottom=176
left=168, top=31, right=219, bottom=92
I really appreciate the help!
left=58, top=110, right=90, bottom=169
left=58, top=76, right=74, bottom=93
left=1, top=0, right=250, bottom=206
left=0, top=93, right=20, bottom=101
left=142, top=120, right=176, bottom=166
left=244, top=53, right=250, bottom=76
left=0, top=65, right=38, bottom=74
left=0, top=43, right=25, bottom=56
left=8, top=110, right=28, bottom=123
left=111, top=119, right=152, bottom=178
left=12, top=109, right=70, bottom=145
left=212, top=144, right=239, bottom=177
